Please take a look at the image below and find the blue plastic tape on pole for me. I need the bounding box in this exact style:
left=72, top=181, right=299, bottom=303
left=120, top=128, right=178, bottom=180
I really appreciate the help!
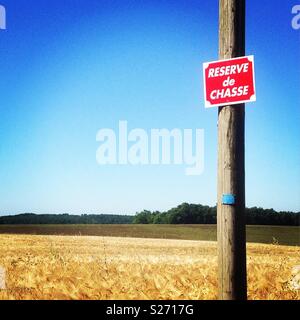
left=222, top=194, right=236, bottom=205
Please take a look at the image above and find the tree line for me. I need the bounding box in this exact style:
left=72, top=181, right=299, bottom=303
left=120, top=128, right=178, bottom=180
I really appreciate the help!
left=0, top=203, right=299, bottom=226
left=132, top=203, right=300, bottom=226
left=0, top=213, right=133, bottom=225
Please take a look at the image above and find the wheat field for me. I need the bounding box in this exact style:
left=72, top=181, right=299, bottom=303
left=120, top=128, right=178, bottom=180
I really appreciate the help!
left=0, top=234, right=299, bottom=300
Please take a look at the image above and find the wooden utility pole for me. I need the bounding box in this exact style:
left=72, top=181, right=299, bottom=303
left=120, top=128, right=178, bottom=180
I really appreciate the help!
left=217, top=0, right=247, bottom=300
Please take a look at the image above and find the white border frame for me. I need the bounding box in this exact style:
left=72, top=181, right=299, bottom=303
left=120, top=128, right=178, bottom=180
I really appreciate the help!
left=203, top=55, right=256, bottom=109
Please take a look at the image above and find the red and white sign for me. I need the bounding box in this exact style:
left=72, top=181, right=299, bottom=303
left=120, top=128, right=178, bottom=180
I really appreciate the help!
left=203, top=55, right=256, bottom=108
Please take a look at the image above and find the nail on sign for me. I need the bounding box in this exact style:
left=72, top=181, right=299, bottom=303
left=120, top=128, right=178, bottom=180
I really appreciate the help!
left=203, top=55, right=256, bottom=108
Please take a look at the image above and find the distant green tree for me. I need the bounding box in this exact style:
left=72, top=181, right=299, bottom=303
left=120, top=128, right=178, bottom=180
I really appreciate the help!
left=132, top=210, right=153, bottom=224
left=0, top=213, right=134, bottom=225
left=132, top=204, right=299, bottom=226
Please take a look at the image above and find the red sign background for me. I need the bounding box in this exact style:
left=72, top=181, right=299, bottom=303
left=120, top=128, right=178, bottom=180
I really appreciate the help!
left=203, top=56, right=256, bottom=108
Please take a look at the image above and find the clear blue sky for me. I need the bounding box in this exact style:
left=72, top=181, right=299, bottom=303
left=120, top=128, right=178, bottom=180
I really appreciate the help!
left=0, top=0, right=299, bottom=215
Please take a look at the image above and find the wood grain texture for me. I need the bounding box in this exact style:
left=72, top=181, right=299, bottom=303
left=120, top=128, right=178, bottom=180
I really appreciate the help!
left=217, top=0, right=247, bottom=300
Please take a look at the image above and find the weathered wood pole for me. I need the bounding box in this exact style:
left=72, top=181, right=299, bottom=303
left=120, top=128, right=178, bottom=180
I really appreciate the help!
left=217, top=0, right=247, bottom=300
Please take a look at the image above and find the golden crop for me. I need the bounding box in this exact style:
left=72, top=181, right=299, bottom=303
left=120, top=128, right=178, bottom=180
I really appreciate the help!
left=0, top=234, right=299, bottom=300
